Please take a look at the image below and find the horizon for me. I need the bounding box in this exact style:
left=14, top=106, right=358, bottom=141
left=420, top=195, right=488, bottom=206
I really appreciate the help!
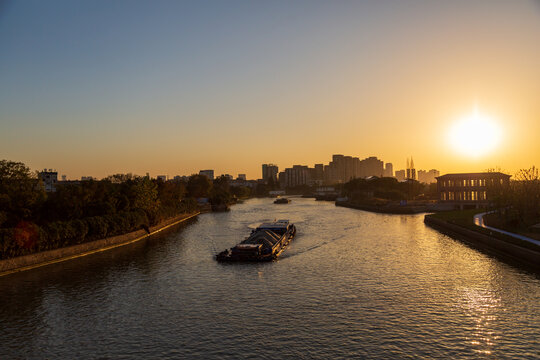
left=1, top=1, right=539, bottom=179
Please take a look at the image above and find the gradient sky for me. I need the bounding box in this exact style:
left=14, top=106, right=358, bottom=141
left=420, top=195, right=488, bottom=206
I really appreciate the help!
left=1, top=0, right=539, bottom=179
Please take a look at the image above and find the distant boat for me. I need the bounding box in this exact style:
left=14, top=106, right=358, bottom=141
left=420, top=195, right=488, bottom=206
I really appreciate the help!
left=274, top=197, right=291, bottom=204
left=216, top=220, right=296, bottom=262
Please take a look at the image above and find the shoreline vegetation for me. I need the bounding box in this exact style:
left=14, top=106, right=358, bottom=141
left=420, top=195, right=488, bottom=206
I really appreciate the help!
left=2, top=158, right=538, bottom=273
left=0, top=160, right=248, bottom=267
left=0, top=212, right=199, bottom=277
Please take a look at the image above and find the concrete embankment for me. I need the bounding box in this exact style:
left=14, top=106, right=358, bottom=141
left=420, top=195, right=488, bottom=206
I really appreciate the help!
left=0, top=212, right=199, bottom=277
left=424, top=215, right=540, bottom=269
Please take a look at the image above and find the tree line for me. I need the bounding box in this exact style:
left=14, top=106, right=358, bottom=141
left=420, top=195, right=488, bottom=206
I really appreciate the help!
left=341, top=176, right=437, bottom=202
left=488, top=166, right=540, bottom=229
left=0, top=160, right=250, bottom=259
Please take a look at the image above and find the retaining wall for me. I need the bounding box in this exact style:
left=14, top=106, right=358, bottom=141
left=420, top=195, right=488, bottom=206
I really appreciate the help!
left=0, top=212, right=199, bottom=277
left=424, top=215, right=540, bottom=269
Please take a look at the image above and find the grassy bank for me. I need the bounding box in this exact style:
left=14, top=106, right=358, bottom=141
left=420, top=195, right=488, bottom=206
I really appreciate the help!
left=426, top=210, right=540, bottom=252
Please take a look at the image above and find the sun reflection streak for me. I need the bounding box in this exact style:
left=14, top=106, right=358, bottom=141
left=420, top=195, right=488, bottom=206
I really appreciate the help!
left=459, top=287, right=502, bottom=354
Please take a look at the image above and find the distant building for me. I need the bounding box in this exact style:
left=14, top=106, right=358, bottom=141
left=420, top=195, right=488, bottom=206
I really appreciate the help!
left=281, top=165, right=310, bottom=188
left=39, top=169, right=58, bottom=192
left=199, top=169, right=214, bottom=180
left=262, top=164, right=278, bottom=183
left=406, top=157, right=416, bottom=181
left=61, top=175, right=67, bottom=181
left=172, top=175, right=189, bottom=182
left=324, top=154, right=384, bottom=184
left=157, top=175, right=167, bottom=181
left=418, top=169, right=440, bottom=184
left=237, top=174, right=246, bottom=181
left=313, top=164, right=324, bottom=181
left=395, top=170, right=406, bottom=181
left=436, top=172, right=511, bottom=209
left=81, top=176, right=94, bottom=181
left=384, top=163, right=393, bottom=177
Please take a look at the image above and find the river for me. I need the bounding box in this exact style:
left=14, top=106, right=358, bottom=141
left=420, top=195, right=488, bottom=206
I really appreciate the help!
left=1, top=198, right=539, bottom=359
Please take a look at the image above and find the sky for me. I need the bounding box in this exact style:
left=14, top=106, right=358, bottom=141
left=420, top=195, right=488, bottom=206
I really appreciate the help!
left=1, top=0, right=539, bottom=180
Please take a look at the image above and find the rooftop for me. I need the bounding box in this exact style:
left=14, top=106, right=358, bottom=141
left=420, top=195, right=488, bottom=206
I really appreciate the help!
left=436, top=172, right=510, bottom=179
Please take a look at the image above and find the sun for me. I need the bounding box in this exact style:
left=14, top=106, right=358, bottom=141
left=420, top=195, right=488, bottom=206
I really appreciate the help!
left=448, top=108, right=502, bottom=158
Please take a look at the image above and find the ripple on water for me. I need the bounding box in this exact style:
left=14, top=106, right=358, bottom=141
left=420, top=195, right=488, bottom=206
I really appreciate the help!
left=0, top=198, right=539, bottom=359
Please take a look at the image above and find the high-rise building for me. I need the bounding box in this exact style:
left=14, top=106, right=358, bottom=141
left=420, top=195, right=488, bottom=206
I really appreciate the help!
left=418, top=169, right=440, bottom=184
left=384, top=163, right=393, bottom=177
left=281, top=165, right=310, bottom=188
left=199, top=169, right=214, bottom=180
left=323, top=154, right=385, bottom=184
left=313, top=164, right=324, bottom=181
left=395, top=170, right=406, bottom=181
left=262, top=164, right=278, bottom=183
left=406, top=157, right=416, bottom=180
left=358, top=156, right=384, bottom=178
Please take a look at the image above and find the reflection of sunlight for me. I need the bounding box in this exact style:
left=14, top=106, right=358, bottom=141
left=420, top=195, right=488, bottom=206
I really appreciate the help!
left=448, top=107, right=502, bottom=158
left=460, top=287, right=501, bottom=354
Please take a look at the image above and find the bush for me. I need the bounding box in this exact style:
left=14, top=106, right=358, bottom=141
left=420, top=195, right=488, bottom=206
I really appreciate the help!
left=85, top=216, right=109, bottom=240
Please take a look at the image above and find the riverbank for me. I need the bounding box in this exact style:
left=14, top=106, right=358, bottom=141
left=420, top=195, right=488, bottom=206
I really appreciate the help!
left=0, top=212, right=199, bottom=277
left=335, top=200, right=432, bottom=214
left=424, top=211, right=540, bottom=269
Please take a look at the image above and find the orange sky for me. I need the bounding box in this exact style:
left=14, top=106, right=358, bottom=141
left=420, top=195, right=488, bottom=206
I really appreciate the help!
left=1, top=1, right=539, bottom=179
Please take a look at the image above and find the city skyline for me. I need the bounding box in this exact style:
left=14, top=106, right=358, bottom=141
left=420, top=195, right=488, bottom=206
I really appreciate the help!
left=37, top=153, right=440, bottom=183
left=1, top=1, right=539, bottom=179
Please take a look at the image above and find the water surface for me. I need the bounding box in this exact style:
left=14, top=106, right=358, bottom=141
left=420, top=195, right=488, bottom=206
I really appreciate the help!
left=1, top=198, right=539, bottom=359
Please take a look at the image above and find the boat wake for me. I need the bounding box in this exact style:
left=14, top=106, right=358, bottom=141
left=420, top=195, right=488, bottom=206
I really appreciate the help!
left=281, top=233, right=349, bottom=259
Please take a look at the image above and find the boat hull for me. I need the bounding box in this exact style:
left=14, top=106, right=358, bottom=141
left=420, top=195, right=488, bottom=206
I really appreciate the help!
left=216, top=225, right=296, bottom=263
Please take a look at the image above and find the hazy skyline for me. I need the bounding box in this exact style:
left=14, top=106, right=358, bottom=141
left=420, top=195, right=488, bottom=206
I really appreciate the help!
left=1, top=0, right=539, bottom=179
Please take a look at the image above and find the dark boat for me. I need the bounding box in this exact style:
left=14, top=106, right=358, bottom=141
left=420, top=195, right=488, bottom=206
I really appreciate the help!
left=274, top=197, right=291, bottom=204
left=216, top=220, right=296, bottom=262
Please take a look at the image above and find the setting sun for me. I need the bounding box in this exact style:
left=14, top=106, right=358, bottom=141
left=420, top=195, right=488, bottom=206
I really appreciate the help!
left=448, top=108, right=502, bottom=158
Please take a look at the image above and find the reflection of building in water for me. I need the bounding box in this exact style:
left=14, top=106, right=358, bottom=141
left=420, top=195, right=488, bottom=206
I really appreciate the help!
left=436, top=172, right=511, bottom=209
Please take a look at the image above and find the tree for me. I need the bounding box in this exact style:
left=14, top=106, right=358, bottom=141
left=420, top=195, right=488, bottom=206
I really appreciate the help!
left=0, top=160, right=46, bottom=227
left=187, top=175, right=212, bottom=198
left=131, top=178, right=160, bottom=214
left=512, top=166, right=540, bottom=226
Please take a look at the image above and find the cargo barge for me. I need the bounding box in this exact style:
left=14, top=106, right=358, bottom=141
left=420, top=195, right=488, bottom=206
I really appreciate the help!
left=274, top=197, right=291, bottom=204
left=216, top=220, right=296, bottom=262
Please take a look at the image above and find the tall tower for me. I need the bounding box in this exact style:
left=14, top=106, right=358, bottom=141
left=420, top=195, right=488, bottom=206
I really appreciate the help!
left=406, top=157, right=416, bottom=180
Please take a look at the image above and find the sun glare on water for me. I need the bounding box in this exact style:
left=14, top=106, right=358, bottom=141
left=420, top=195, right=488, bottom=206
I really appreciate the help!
left=448, top=108, right=502, bottom=158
